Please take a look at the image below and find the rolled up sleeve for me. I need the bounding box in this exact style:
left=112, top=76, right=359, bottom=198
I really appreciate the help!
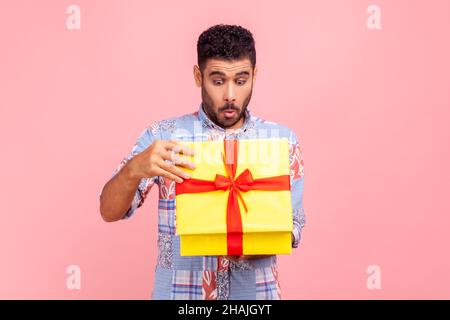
left=101, top=127, right=158, bottom=220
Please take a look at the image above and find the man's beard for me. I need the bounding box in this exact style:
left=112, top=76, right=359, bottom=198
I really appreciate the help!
left=201, top=85, right=253, bottom=129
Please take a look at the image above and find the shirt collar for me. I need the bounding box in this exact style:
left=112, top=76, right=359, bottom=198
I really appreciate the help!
left=197, top=102, right=253, bottom=134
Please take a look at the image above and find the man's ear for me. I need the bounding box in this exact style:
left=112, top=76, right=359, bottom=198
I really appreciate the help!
left=193, top=65, right=202, bottom=87
left=253, top=65, right=258, bottom=83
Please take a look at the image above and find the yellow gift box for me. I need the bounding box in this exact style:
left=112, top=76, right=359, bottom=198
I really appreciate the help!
left=175, top=138, right=293, bottom=256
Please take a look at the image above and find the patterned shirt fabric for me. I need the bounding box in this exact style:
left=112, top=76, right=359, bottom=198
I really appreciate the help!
left=108, top=103, right=306, bottom=300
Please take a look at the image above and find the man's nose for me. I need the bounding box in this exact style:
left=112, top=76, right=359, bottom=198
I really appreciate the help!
left=224, top=83, right=236, bottom=103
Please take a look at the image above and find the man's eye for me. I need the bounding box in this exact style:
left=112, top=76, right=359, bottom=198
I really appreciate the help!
left=213, top=80, right=224, bottom=85
left=236, top=80, right=247, bottom=86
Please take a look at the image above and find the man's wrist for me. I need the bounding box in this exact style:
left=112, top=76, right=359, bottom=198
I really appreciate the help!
left=123, top=160, right=141, bottom=184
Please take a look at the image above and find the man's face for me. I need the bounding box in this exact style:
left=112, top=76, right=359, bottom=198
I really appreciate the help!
left=194, top=58, right=257, bottom=129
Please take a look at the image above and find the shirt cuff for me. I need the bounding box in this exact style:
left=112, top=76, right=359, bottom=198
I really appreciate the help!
left=291, top=226, right=301, bottom=248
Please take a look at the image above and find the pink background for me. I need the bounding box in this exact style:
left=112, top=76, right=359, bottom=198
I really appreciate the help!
left=1, top=0, right=449, bottom=299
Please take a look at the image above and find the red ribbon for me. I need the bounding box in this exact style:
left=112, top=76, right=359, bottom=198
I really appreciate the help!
left=176, top=139, right=290, bottom=255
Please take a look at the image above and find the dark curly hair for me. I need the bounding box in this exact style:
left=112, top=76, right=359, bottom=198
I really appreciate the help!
left=197, top=24, right=256, bottom=72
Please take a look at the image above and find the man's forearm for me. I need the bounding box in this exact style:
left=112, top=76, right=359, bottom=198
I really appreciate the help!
left=99, top=162, right=141, bottom=222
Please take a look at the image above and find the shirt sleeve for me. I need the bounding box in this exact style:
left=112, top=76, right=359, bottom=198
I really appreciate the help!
left=288, top=131, right=306, bottom=248
left=106, top=127, right=159, bottom=220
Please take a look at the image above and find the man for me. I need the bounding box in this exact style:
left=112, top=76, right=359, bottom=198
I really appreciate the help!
left=99, top=24, right=306, bottom=300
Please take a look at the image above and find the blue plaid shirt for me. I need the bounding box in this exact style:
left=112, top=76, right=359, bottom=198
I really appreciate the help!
left=109, top=103, right=306, bottom=300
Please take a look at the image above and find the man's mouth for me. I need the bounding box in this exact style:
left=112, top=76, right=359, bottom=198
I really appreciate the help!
left=222, top=109, right=237, bottom=119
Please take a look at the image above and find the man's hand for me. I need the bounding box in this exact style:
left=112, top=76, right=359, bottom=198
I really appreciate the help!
left=127, top=140, right=196, bottom=183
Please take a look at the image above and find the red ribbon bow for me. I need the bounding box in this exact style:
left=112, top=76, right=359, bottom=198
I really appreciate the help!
left=176, top=139, right=290, bottom=255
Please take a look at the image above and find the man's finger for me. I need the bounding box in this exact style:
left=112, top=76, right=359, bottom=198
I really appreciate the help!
left=158, top=160, right=191, bottom=180
left=154, top=167, right=184, bottom=184
left=160, top=150, right=196, bottom=170
left=172, top=154, right=196, bottom=170
left=165, top=140, right=196, bottom=156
